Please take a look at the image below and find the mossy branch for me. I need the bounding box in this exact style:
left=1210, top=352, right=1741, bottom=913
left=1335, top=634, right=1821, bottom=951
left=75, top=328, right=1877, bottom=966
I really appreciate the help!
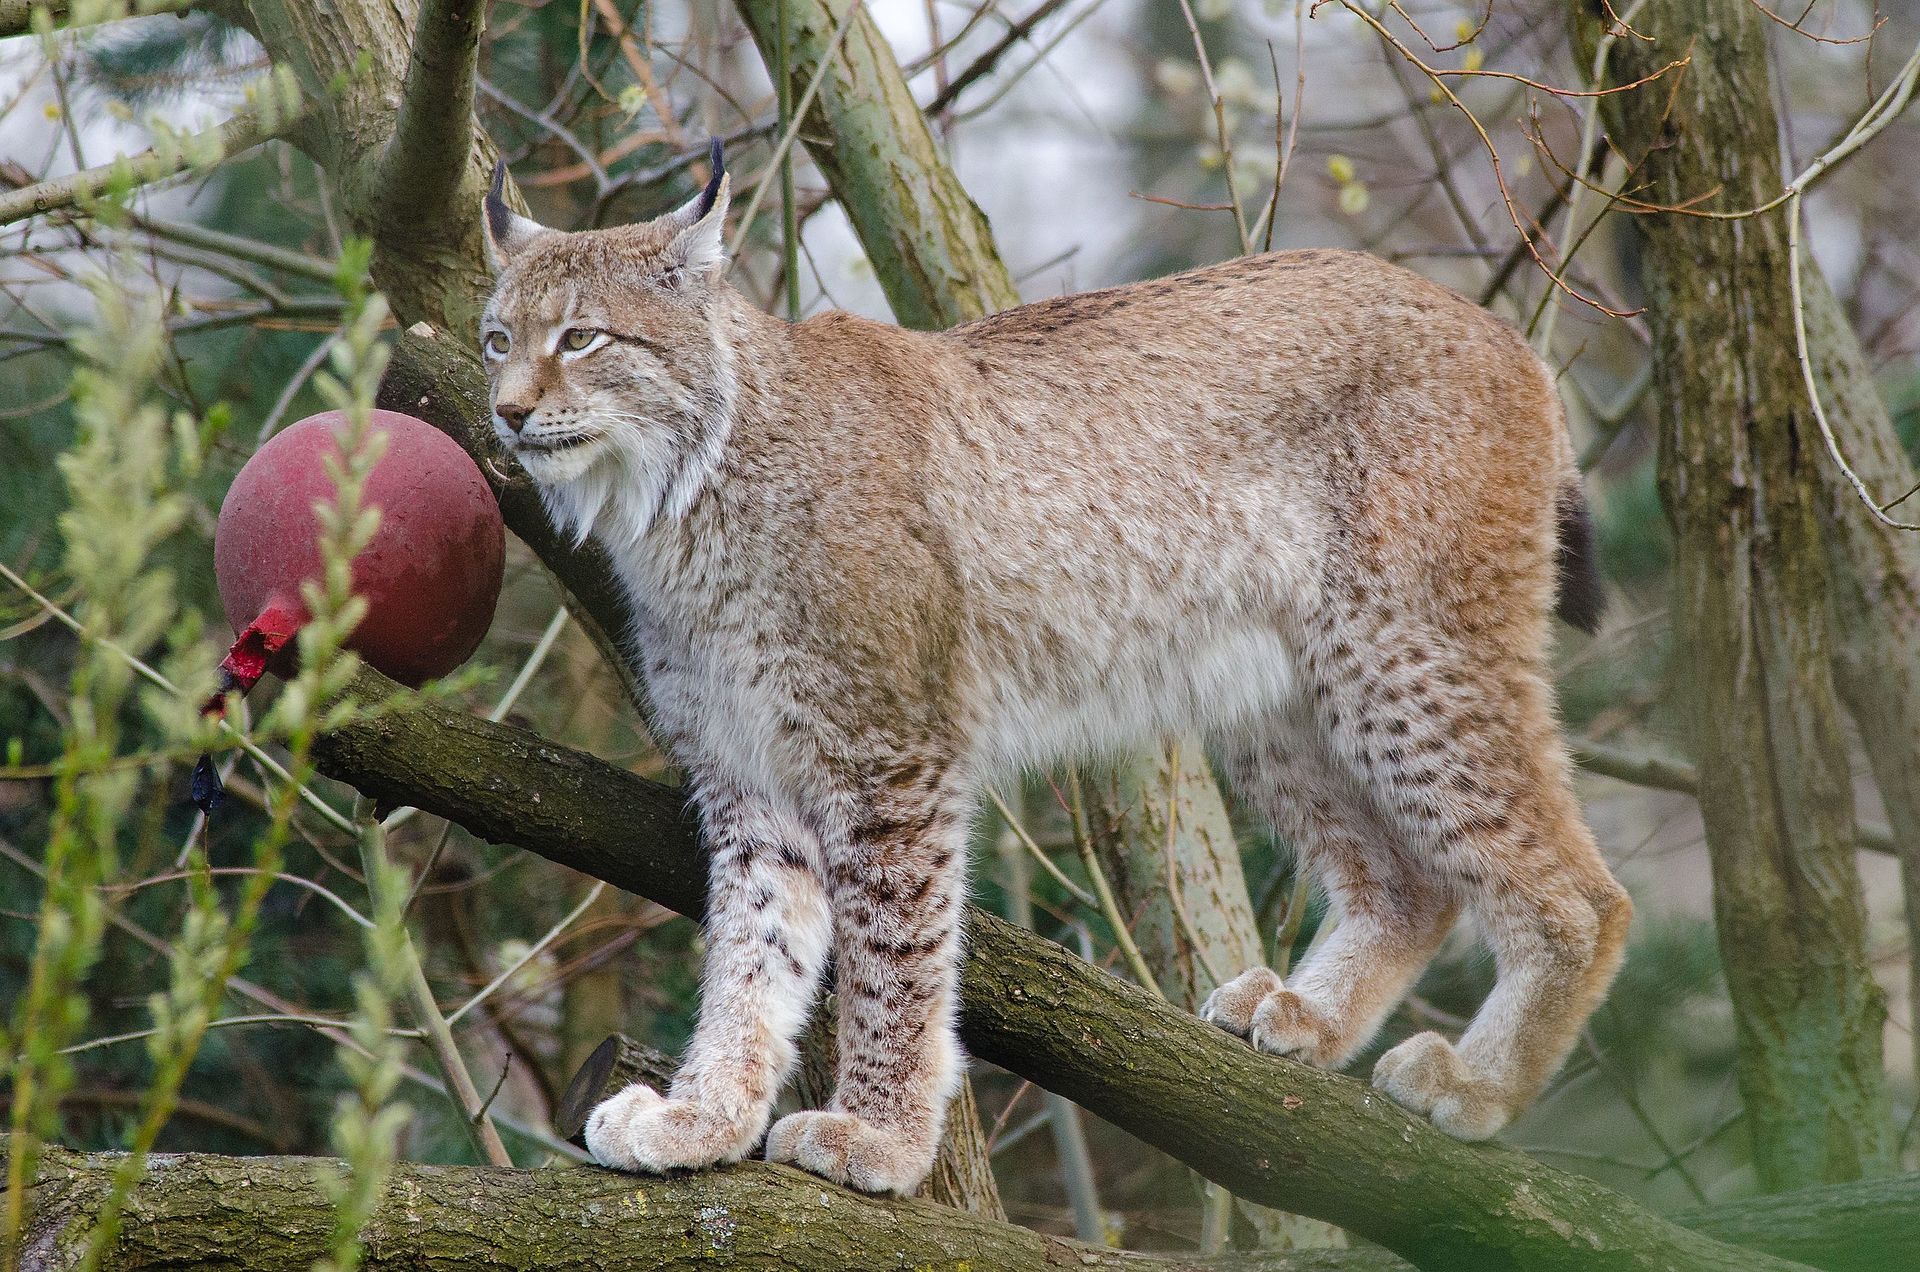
left=4, top=1135, right=1390, bottom=1272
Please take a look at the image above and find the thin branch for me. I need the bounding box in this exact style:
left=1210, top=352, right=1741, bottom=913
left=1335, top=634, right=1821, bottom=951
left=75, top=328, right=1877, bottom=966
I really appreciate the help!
left=1176, top=0, right=1250, bottom=253
left=1534, top=0, right=1650, bottom=355
left=922, top=0, right=1072, bottom=117
left=108, top=867, right=374, bottom=929
left=444, top=881, right=606, bottom=1026
left=986, top=786, right=1098, bottom=908
left=1329, top=0, right=1642, bottom=318
left=0, top=0, right=191, bottom=40
left=131, top=214, right=338, bottom=285
left=1571, top=736, right=1896, bottom=855
left=1745, top=0, right=1883, bottom=46
left=728, top=0, right=863, bottom=257
left=1786, top=186, right=1920, bottom=530
left=0, top=98, right=297, bottom=230
left=58, top=1013, right=421, bottom=1058
left=361, top=823, right=515, bottom=1166
left=1066, top=770, right=1165, bottom=1000
left=1552, top=30, right=1920, bottom=223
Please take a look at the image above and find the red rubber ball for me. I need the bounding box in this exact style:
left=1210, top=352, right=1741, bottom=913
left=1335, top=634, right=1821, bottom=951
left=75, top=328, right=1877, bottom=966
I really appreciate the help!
left=215, top=410, right=505, bottom=687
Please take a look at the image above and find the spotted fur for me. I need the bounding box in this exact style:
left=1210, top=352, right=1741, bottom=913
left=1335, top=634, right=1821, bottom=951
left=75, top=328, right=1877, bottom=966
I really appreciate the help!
left=482, top=169, right=1630, bottom=1193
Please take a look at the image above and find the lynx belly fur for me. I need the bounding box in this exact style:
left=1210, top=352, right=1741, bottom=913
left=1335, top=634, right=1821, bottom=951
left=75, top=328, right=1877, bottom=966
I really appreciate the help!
left=478, top=152, right=1630, bottom=1195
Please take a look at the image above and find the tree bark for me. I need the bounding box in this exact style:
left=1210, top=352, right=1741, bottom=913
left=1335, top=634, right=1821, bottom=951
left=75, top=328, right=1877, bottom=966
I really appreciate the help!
left=1090, top=745, right=1341, bottom=1250
left=1093, top=741, right=1264, bottom=1011
left=312, top=671, right=1816, bottom=1272
left=1571, top=0, right=1891, bottom=1190
left=18, top=1128, right=1920, bottom=1272
left=5, top=1137, right=1385, bottom=1272
left=731, top=0, right=1020, bottom=329
left=1798, top=273, right=1920, bottom=1097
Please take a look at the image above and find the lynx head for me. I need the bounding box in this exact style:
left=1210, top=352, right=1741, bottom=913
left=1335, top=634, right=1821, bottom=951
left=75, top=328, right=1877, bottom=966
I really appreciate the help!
left=480, top=140, right=734, bottom=547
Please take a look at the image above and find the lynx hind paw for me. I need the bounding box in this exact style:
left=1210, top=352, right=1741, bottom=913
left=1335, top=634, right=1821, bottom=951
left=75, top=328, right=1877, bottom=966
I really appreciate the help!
left=765, top=1110, right=934, bottom=1196
left=584, top=1082, right=757, bottom=1173
left=1371, top=1031, right=1510, bottom=1141
left=1200, top=967, right=1343, bottom=1066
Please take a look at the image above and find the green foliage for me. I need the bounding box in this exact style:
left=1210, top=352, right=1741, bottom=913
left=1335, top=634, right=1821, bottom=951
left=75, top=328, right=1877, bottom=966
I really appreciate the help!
left=2, top=265, right=198, bottom=1258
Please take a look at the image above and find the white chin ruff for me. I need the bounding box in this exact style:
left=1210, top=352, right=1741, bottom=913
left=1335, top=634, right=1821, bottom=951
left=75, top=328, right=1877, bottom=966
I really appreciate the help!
left=514, top=439, right=604, bottom=487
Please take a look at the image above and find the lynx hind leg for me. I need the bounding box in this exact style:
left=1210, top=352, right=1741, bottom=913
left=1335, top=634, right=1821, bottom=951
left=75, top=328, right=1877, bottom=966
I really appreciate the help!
left=586, top=797, right=831, bottom=1174
left=1204, top=718, right=1457, bottom=1069
left=767, top=775, right=969, bottom=1195
left=1324, top=639, right=1631, bottom=1140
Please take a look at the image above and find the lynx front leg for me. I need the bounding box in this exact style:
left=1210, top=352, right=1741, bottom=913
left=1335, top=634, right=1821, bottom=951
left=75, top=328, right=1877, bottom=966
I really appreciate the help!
left=766, top=784, right=968, bottom=1195
left=586, top=798, right=830, bottom=1173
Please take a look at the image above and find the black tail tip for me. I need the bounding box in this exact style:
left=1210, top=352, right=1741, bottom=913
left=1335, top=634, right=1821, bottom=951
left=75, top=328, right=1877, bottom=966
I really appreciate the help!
left=1554, top=483, right=1606, bottom=634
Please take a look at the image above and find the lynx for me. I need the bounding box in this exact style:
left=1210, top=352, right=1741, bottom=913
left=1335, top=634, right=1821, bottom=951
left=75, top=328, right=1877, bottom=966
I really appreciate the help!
left=479, top=147, right=1631, bottom=1196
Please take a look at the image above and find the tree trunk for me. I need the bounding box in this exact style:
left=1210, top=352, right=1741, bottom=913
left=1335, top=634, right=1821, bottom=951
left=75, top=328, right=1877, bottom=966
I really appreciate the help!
left=1091, top=744, right=1343, bottom=1250
left=1093, top=740, right=1264, bottom=1010
left=1572, top=0, right=1890, bottom=1190
left=1798, top=272, right=1920, bottom=1097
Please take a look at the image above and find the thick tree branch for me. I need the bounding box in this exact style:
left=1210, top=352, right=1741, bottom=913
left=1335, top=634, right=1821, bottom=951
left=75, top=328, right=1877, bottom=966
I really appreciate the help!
left=312, top=673, right=1814, bottom=1272
left=7, top=1136, right=1383, bottom=1272
left=374, top=0, right=484, bottom=237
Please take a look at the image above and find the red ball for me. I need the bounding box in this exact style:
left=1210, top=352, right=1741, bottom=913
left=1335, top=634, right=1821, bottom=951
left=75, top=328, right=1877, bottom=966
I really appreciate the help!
left=215, top=410, right=504, bottom=687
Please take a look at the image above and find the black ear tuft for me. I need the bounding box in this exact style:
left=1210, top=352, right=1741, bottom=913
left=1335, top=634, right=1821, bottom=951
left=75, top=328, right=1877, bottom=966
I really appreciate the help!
left=694, top=137, right=725, bottom=220
left=485, top=159, right=513, bottom=243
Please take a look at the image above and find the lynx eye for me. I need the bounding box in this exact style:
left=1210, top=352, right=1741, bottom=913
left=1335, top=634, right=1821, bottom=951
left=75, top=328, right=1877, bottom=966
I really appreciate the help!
left=562, top=328, right=600, bottom=352
left=483, top=331, right=510, bottom=357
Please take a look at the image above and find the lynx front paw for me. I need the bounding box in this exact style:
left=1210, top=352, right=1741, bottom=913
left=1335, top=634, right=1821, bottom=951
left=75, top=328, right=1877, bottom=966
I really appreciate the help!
left=584, top=1082, right=758, bottom=1173
left=1200, top=967, right=1344, bottom=1067
left=764, top=1110, right=933, bottom=1195
left=1371, top=1031, right=1510, bottom=1141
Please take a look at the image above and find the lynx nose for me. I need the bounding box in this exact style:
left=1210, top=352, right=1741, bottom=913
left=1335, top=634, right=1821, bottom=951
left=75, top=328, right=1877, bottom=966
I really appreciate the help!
left=495, top=402, right=531, bottom=434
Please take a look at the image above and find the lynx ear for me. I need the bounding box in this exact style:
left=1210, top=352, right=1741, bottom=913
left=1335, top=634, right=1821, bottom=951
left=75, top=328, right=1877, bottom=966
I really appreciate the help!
left=482, top=160, right=545, bottom=269
left=660, top=139, right=730, bottom=282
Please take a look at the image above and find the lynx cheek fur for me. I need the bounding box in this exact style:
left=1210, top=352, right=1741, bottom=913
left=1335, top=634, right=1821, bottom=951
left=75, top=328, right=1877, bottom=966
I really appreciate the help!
left=479, top=151, right=1630, bottom=1194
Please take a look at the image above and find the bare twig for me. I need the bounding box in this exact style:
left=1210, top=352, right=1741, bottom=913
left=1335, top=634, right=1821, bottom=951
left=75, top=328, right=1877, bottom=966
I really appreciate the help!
left=444, top=882, right=607, bottom=1026
left=923, top=0, right=1072, bottom=117
left=1330, top=0, right=1645, bottom=317
left=1176, top=0, right=1250, bottom=253
left=728, top=0, right=864, bottom=256
left=1745, top=0, right=1883, bottom=46
left=1066, top=771, right=1164, bottom=1000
